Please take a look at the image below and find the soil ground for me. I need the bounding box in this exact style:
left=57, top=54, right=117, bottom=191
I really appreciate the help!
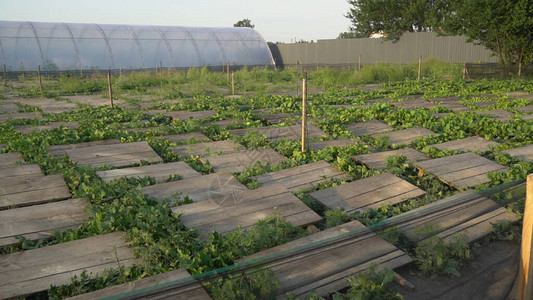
left=392, top=240, right=519, bottom=300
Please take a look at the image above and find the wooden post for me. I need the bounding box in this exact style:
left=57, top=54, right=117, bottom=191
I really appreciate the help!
left=417, top=54, right=422, bottom=82
left=227, top=62, right=230, bottom=83
left=80, top=68, right=83, bottom=77
left=119, top=68, right=122, bottom=76
left=231, top=72, right=235, bottom=95
left=463, top=63, right=470, bottom=80
left=518, top=174, right=533, bottom=300
left=37, top=65, right=43, bottom=95
left=3, top=64, right=7, bottom=87
left=159, top=61, right=163, bottom=78
left=297, top=60, right=301, bottom=97
left=358, top=55, right=361, bottom=71
left=107, top=69, right=114, bottom=108
left=519, top=62, right=522, bottom=78
left=301, top=73, right=307, bottom=152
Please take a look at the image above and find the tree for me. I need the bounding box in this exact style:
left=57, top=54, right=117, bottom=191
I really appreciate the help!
left=345, top=0, right=435, bottom=40
left=433, top=0, right=533, bottom=68
left=234, top=19, right=255, bottom=28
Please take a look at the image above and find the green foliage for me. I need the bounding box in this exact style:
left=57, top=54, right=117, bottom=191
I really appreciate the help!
left=205, top=267, right=278, bottom=300
left=345, top=265, right=402, bottom=300
left=325, top=208, right=352, bottom=228
left=233, top=18, right=255, bottom=28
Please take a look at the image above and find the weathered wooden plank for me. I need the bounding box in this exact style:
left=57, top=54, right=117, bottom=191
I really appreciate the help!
left=0, top=152, right=25, bottom=167
left=346, top=120, right=393, bottom=136
left=48, top=139, right=122, bottom=158
left=436, top=102, right=472, bottom=112
left=477, top=109, right=514, bottom=122
left=372, top=127, right=435, bottom=145
left=68, top=269, right=211, bottom=300
left=13, top=121, right=80, bottom=134
left=173, top=140, right=245, bottom=157
left=204, top=119, right=242, bottom=128
left=66, top=141, right=163, bottom=167
left=310, top=173, right=426, bottom=213
left=158, top=132, right=210, bottom=144
left=238, top=220, right=412, bottom=299
left=173, top=184, right=322, bottom=238
left=0, top=174, right=70, bottom=209
left=0, top=112, right=42, bottom=123
left=473, top=101, right=496, bottom=109
left=387, top=191, right=519, bottom=243
left=515, top=105, right=533, bottom=113
left=0, top=164, right=42, bottom=177
left=229, top=124, right=327, bottom=142
left=203, top=149, right=287, bottom=173
left=96, top=161, right=201, bottom=183
left=520, top=114, right=533, bottom=120
left=414, top=153, right=509, bottom=189
left=431, top=136, right=500, bottom=152
left=0, top=232, right=136, bottom=299
left=252, top=161, right=347, bottom=192
left=163, top=110, right=217, bottom=121
left=502, top=144, right=533, bottom=162
left=0, top=198, right=88, bottom=248
left=142, top=172, right=247, bottom=205
left=429, top=96, right=462, bottom=103
left=392, top=99, right=438, bottom=109
left=352, top=148, right=430, bottom=169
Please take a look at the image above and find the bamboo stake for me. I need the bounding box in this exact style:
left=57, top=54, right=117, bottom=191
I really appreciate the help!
left=3, top=64, right=7, bottom=87
left=417, top=54, right=422, bottom=82
left=107, top=69, right=114, bottom=108
left=37, top=65, right=43, bottom=95
left=301, top=73, right=308, bottom=152
left=296, top=60, right=301, bottom=97
left=358, top=54, right=361, bottom=71
left=518, top=174, right=533, bottom=300
left=231, top=72, right=235, bottom=95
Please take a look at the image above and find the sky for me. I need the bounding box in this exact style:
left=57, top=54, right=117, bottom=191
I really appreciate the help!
left=0, top=0, right=353, bottom=43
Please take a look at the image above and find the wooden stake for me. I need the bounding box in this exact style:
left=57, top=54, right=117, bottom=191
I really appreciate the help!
left=119, top=68, right=122, bottom=76
left=80, top=68, right=83, bottom=77
left=296, top=60, right=301, bottom=97
left=159, top=61, right=163, bottom=78
left=231, top=72, right=235, bottom=95
left=107, top=69, right=114, bottom=108
left=417, top=54, right=422, bottom=82
left=3, top=64, right=7, bottom=87
left=37, top=65, right=43, bottom=95
left=463, top=63, right=470, bottom=80
left=301, top=73, right=308, bottom=152
left=518, top=174, right=533, bottom=300
left=358, top=55, right=361, bottom=71
left=519, top=62, right=522, bottom=78
left=227, top=62, right=230, bottom=83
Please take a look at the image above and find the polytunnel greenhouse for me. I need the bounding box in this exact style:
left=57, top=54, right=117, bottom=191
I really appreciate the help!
left=0, top=20, right=275, bottom=71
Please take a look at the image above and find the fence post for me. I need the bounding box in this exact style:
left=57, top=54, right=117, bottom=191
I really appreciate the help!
left=107, top=69, right=114, bottom=108
left=37, top=65, right=43, bottom=96
left=518, top=174, right=533, bottom=300
left=417, top=54, right=422, bottom=82
left=301, top=72, right=307, bottom=152
left=231, top=72, right=235, bottom=95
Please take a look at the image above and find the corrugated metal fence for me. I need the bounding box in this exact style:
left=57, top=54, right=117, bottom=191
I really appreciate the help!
left=270, top=32, right=499, bottom=68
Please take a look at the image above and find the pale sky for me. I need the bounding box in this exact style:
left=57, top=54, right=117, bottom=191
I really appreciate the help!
left=0, top=0, right=352, bottom=43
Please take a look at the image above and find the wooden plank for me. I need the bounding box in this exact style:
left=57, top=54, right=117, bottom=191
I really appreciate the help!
left=13, top=121, right=79, bottom=134
left=387, top=190, right=519, bottom=244
left=521, top=114, right=533, bottom=120
left=203, top=149, right=287, bottom=173
left=477, top=109, right=514, bottom=122
left=205, top=119, right=242, bottom=128
left=0, top=112, right=42, bottom=123
left=252, top=161, right=347, bottom=192
left=96, top=161, right=201, bottom=183
left=414, top=153, right=509, bottom=189
left=237, top=220, right=412, bottom=299
left=392, top=99, right=438, bottom=109
left=515, top=105, right=533, bottom=113
left=364, top=98, right=392, bottom=104
left=502, top=144, right=533, bottom=162
left=159, top=132, right=210, bottom=143
left=308, top=138, right=368, bottom=151
left=372, top=127, right=435, bottom=145
left=473, top=101, right=496, bottom=109
left=66, top=141, right=163, bottom=167
left=0, top=164, right=42, bottom=177
left=352, top=148, right=430, bottom=169
left=429, top=96, right=462, bottom=103
left=0, top=152, right=24, bottom=167
left=48, top=139, right=122, bottom=158
left=310, top=173, right=426, bottom=213
left=436, top=102, right=472, bottom=112
left=229, top=124, right=327, bottom=142
left=518, top=174, right=533, bottom=300
left=173, top=184, right=322, bottom=238
left=142, top=172, right=247, bottom=205
left=68, top=269, right=211, bottom=300
left=346, top=120, right=393, bottom=136
left=163, top=110, right=217, bottom=121
left=173, top=140, right=245, bottom=157
left=431, top=136, right=500, bottom=152
left=0, top=198, right=88, bottom=248
left=0, top=232, right=136, bottom=299
left=0, top=174, right=70, bottom=209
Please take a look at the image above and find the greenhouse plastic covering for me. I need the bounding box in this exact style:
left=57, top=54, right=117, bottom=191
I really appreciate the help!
left=0, top=21, right=274, bottom=71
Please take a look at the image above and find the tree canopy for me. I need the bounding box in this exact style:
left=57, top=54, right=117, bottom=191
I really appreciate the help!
left=234, top=18, right=255, bottom=28
left=343, top=0, right=533, bottom=67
